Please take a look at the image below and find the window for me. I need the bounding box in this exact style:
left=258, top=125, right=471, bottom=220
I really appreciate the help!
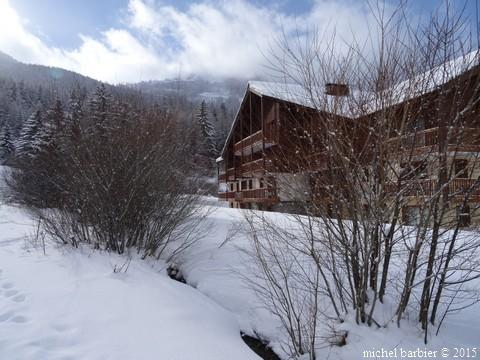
left=230, top=183, right=234, bottom=191
left=249, top=179, right=253, bottom=189
left=241, top=180, right=247, bottom=190
left=457, top=205, right=471, bottom=227
left=327, top=203, right=334, bottom=218
left=402, top=206, right=422, bottom=226
left=455, top=160, right=468, bottom=179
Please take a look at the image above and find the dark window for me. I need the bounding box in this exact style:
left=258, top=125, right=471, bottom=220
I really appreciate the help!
left=249, top=180, right=253, bottom=189
left=327, top=203, right=334, bottom=217
left=230, top=183, right=234, bottom=191
left=402, top=206, right=422, bottom=225
left=455, top=160, right=468, bottom=178
left=241, top=180, right=247, bottom=190
left=458, top=205, right=471, bottom=227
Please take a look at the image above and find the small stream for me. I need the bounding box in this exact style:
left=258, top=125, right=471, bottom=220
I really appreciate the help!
left=167, top=264, right=282, bottom=360
left=241, top=332, right=281, bottom=360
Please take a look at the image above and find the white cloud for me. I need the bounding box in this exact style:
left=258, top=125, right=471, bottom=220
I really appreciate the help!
left=0, top=0, right=380, bottom=83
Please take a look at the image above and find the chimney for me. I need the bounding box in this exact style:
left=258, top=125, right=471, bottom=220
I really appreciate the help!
left=325, top=83, right=349, bottom=96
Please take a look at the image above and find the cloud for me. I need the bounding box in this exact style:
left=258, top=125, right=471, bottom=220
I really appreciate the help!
left=0, top=0, right=380, bottom=83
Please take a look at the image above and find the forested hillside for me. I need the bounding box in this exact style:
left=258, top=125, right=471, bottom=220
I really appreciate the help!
left=0, top=52, right=241, bottom=177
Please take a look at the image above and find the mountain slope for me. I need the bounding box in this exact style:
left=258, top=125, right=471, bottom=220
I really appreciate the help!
left=0, top=51, right=101, bottom=91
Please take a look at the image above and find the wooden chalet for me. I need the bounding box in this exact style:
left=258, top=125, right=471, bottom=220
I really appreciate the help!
left=216, top=81, right=324, bottom=211
left=217, top=53, right=480, bottom=225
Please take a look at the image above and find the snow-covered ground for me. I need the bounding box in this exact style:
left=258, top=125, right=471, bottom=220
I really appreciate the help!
left=181, top=206, right=480, bottom=359
left=0, top=204, right=260, bottom=360
left=0, top=195, right=479, bottom=359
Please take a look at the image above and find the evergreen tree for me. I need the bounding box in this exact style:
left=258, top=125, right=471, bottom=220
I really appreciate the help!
left=89, top=84, right=112, bottom=136
left=196, top=100, right=217, bottom=158
left=0, top=125, right=14, bottom=161
left=9, top=82, right=16, bottom=102
left=67, top=88, right=84, bottom=143
left=16, top=108, right=43, bottom=158
left=34, top=100, right=65, bottom=156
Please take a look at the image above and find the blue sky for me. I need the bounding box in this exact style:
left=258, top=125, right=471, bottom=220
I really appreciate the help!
left=10, top=0, right=318, bottom=48
left=1, top=0, right=478, bottom=83
left=11, top=0, right=130, bottom=49
left=9, top=1, right=478, bottom=48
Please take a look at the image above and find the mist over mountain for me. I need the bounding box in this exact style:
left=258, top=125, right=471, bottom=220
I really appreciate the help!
left=0, top=51, right=244, bottom=135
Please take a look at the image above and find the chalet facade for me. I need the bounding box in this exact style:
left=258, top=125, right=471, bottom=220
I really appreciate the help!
left=216, top=81, right=316, bottom=211
left=217, top=55, right=480, bottom=226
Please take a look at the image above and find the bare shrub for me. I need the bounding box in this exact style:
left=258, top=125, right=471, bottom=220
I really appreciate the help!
left=7, top=89, right=206, bottom=259
left=242, top=0, right=480, bottom=356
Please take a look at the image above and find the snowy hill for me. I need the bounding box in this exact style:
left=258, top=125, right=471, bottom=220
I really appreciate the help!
left=0, top=195, right=479, bottom=359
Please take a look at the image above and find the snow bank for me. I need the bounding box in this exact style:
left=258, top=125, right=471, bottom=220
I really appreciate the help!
left=0, top=204, right=259, bottom=360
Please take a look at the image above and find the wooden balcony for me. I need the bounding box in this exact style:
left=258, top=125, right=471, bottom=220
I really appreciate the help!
left=240, top=158, right=275, bottom=175
left=234, top=188, right=278, bottom=203
left=218, top=167, right=235, bottom=182
left=234, top=122, right=278, bottom=156
left=226, top=167, right=235, bottom=180
left=218, top=191, right=236, bottom=200
left=386, top=178, right=480, bottom=197
left=385, top=127, right=480, bottom=155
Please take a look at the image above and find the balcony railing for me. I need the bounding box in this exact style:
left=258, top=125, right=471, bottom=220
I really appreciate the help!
left=233, top=122, right=278, bottom=154
left=219, top=167, right=236, bottom=182
left=385, top=127, right=480, bottom=153
left=226, top=167, right=235, bottom=180
left=218, top=167, right=235, bottom=182
left=386, top=178, right=480, bottom=197
left=218, top=191, right=236, bottom=200
left=234, top=130, right=263, bottom=153
left=234, top=188, right=277, bottom=203
left=240, top=158, right=275, bottom=174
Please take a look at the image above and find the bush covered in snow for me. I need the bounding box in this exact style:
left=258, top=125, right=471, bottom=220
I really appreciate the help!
left=6, top=85, right=205, bottom=258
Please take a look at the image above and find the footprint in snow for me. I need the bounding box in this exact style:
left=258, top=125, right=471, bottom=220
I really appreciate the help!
left=0, top=308, right=30, bottom=324
left=4, top=289, right=19, bottom=298
left=0, top=310, right=15, bottom=322
left=0, top=279, right=29, bottom=320
left=2, top=282, right=13, bottom=289
left=12, top=294, right=26, bottom=303
left=0, top=279, right=27, bottom=302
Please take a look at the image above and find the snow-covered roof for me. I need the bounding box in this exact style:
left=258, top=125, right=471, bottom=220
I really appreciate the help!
left=248, top=80, right=356, bottom=118
left=377, top=50, right=480, bottom=110
left=249, top=51, right=480, bottom=115
left=248, top=81, right=316, bottom=109
left=219, top=51, right=480, bottom=158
